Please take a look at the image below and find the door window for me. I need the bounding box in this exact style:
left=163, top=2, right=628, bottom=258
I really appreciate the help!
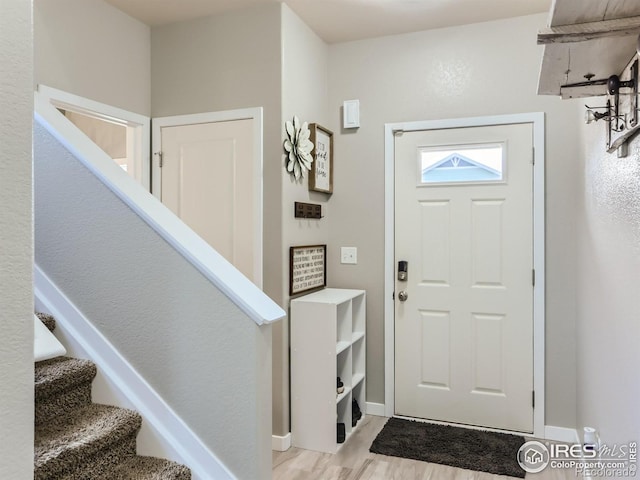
left=418, top=143, right=504, bottom=185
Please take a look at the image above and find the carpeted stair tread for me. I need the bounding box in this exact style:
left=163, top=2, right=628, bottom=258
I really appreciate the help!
left=35, top=356, right=96, bottom=424
left=32, top=312, right=192, bottom=478
left=35, top=403, right=142, bottom=477
left=111, top=456, right=192, bottom=480
left=36, top=312, right=57, bottom=332
left=52, top=434, right=138, bottom=480
left=35, top=356, right=97, bottom=401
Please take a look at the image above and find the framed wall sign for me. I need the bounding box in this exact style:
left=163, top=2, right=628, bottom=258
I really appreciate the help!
left=309, top=124, right=333, bottom=194
left=289, top=244, right=327, bottom=296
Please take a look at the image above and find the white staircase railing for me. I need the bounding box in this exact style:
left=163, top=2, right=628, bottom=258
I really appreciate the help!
left=34, top=92, right=284, bottom=480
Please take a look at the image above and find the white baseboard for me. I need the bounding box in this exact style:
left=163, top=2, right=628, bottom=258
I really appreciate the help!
left=272, top=433, right=291, bottom=451
left=34, top=265, right=235, bottom=480
left=544, top=425, right=579, bottom=443
left=271, top=404, right=385, bottom=452
left=365, top=402, right=386, bottom=417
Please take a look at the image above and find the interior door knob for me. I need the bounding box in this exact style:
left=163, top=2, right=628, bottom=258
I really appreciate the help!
left=398, top=291, right=408, bottom=302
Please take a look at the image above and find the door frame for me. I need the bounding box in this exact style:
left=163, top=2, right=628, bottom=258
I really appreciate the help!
left=384, top=112, right=545, bottom=437
left=36, top=85, right=151, bottom=190
left=152, top=108, right=264, bottom=288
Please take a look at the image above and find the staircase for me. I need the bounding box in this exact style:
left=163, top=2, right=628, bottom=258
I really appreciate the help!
left=34, top=313, right=191, bottom=480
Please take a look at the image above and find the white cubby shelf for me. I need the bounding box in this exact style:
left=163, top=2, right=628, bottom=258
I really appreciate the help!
left=290, top=288, right=366, bottom=453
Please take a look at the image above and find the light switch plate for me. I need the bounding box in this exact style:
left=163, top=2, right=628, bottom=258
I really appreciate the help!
left=343, top=99, right=360, bottom=129
left=341, top=247, right=357, bottom=264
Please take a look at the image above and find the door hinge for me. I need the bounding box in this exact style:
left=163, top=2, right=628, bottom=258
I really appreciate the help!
left=392, top=291, right=395, bottom=300
left=532, top=390, right=535, bottom=408
left=532, top=269, right=536, bottom=287
left=532, top=146, right=535, bottom=165
left=154, top=151, right=163, bottom=168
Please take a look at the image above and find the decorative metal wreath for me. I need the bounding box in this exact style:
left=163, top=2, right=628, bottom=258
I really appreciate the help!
left=284, top=116, right=314, bottom=180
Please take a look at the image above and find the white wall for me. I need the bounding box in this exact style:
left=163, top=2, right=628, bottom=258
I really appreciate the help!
left=34, top=0, right=611, bottom=444
left=34, top=0, right=151, bottom=115
left=150, top=4, right=281, bottom=119
left=0, top=0, right=34, bottom=478
left=575, top=103, right=640, bottom=444
left=278, top=4, right=331, bottom=437
left=34, top=122, right=272, bottom=479
left=151, top=5, right=286, bottom=439
left=327, top=14, right=581, bottom=427
left=151, top=2, right=284, bottom=321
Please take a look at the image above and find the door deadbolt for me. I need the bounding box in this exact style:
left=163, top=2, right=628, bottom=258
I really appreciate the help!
left=398, top=291, right=408, bottom=302
left=398, top=260, right=408, bottom=281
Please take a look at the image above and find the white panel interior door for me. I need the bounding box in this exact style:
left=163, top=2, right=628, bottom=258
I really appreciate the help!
left=160, top=119, right=256, bottom=284
left=394, top=123, right=534, bottom=433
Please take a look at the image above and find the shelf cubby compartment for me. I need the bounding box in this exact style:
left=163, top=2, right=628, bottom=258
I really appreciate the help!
left=336, top=300, right=352, bottom=345
left=352, top=292, right=366, bottom=335
left=290, top=288, right=366, bottom=454
left=337, top=391, right=353, bottom=447
left=352, top=333, right=365, bottom=379
left=336, top=340, right=350, bottom=355
left=352, top=331, right=365, bottom=343
left=337, top=347, right=351, bottom=395
left=352, top=372, right=365, bottom=389
left=351, top=376, right=366, bottom=431
left=336, top=385, right=351, bottom=405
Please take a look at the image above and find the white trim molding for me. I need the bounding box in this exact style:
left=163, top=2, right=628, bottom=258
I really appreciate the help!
left=384, top=113, right=546, bottom=438
left=544, top=426, right=580, bottom=443
left=271, top=433, right=291, bottom=452
left=151, top=108, right=264, bottom=289
left=365, top=402, right=386, bottom=417
left=35, top=93, right=282, bottom=326
left=36, top=85, right=151, bottom=192
left=34, top=265, right=235, bottom=480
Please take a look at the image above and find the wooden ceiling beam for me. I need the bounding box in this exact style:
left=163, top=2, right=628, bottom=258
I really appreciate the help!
left=538, top=15, right=640, bottom=44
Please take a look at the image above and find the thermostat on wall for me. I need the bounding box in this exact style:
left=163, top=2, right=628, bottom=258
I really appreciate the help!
left=343, top=99, right=360, bottom=129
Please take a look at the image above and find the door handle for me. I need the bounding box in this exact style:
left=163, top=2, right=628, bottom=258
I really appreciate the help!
left=398, top=291, right=408, bottom=302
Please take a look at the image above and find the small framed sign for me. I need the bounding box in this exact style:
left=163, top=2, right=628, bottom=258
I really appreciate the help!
left=309, top=124, right=333, bottom=194
left=290, top=245, right=327, bottom=296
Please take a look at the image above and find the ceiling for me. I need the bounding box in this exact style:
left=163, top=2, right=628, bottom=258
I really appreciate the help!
left=103, top=0, right=552, bottom=44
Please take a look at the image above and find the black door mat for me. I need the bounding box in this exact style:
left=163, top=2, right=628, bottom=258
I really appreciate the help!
left=369, top=417, right=526, bottom=478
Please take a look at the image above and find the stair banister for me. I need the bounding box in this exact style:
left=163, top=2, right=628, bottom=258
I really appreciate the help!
left=34, top=91, right=285, bottom=327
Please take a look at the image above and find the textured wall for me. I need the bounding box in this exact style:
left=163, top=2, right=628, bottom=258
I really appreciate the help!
left=327, top=14, right=581, bottom=428
left=277, top=3, right=331, bottom=437
left=0, top=0, right=34, bottom=477
left=576, top=103, right=640, bottom=444
left=151, top=5, right=287, bottom=438
left=34, top=0, right=151, bottom=115
left=34, top=123, right=272, bottom=480
left=151, top=1, right=284, bottom=334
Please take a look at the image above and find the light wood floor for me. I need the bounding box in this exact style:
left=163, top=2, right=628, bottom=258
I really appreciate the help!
left=273, top=416, right=575, bottom=480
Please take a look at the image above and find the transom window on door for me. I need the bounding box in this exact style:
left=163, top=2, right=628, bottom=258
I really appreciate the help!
left=418, top=143, right=505, bottom=185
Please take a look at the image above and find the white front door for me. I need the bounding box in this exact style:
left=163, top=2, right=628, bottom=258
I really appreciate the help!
left=394, top=123, right=534, bottom=432
left=154, top=111, right=262, bottom=286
